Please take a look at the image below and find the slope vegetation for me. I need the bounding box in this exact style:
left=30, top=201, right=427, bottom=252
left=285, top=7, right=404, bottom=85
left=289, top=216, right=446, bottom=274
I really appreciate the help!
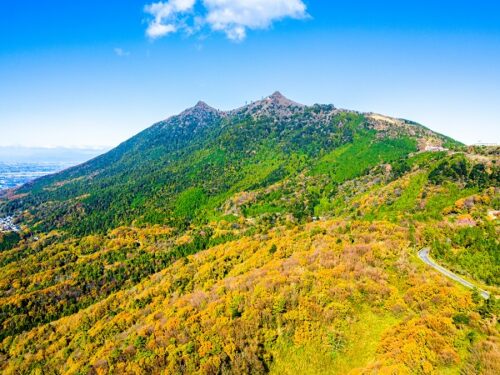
left=0, top=93, right=498, bottom=374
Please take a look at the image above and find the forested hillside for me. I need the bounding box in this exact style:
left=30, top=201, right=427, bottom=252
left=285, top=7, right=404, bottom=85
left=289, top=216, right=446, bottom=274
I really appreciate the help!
left=0, top=92, right=458, bottom=235
left=0, top=93, right=498, bottom=374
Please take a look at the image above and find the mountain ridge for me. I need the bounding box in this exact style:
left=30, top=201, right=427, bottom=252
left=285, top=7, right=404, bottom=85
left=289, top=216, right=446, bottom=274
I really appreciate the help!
left=0, top=92, right=462, bottom=235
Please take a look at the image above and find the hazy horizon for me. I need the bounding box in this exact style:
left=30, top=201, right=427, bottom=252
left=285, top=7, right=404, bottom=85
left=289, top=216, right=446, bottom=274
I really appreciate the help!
left=0, top=145, right=109, bottom=163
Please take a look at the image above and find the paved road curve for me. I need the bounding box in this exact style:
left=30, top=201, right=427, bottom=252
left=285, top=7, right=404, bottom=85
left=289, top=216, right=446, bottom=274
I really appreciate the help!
left=418, top=248, right=490, bottom=299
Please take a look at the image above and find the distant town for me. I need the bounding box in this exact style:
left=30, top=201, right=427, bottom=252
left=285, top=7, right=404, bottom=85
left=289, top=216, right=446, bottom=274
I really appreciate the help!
left=0, top=162, right=73, bottom=190
left=0, top=216, right=19, bottom=232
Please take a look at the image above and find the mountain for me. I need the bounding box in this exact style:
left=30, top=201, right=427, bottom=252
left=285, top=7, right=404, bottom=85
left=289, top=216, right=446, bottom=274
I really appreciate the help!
left=0, top=93, right=498, bottom=374
left=0, top=92, right=458, bottom=234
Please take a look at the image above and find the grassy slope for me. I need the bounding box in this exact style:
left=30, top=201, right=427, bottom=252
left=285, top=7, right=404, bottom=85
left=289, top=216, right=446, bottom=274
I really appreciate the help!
left=270, top=310, right=399, bottom=374
left=312, top=133, right=416, bottom=183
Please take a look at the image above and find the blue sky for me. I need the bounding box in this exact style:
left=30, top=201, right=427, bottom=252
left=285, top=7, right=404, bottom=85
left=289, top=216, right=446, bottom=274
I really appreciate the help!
left=1, top=0, right=499, bottom=147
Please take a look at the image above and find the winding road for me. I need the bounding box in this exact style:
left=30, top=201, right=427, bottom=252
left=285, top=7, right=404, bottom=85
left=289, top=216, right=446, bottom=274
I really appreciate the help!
left=418, top=248, right=490, bottom=299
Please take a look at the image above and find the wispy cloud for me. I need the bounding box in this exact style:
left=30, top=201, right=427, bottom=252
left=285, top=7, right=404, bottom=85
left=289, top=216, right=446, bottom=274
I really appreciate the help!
left=144, top=0, right=308, bottom=41
left=114, top=47, right=131, bottom=57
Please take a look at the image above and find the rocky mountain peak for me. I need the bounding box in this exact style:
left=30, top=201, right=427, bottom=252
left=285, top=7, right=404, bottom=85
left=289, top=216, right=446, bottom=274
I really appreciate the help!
left=230, top=91, right=305, bottom=118
left=157, top=100, right=222, bottom=131
left=269, top=91, right=285, bottom=100
left=182, top=100, right=218, bottom=115
left=194, top=100, right=213, bottom=110
left=175, top=100, right=221, bottom=121
left=266, top=91, right=304, bottom=107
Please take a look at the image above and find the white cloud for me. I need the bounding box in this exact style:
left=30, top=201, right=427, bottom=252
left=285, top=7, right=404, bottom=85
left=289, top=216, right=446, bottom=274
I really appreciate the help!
left=203, top=0, right=307, bottom=41
left=146, top=0, right=195, bottom=18
left=143, top=0, right=308, bottom=41
left=147, top=23, right=177, bottom=38
left=114, top=48, right=131, bottom=57
left=144, top=0, right=196, bottom=39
